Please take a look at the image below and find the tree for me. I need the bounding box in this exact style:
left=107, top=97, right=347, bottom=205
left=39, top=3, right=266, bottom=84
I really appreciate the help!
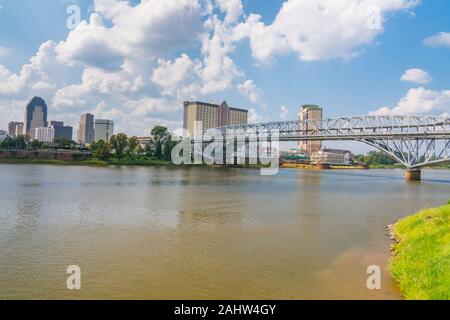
left=89, top=140, right=104, bottom=154
left=355, top=151, right=397, bottom=165
left=151, top=125, right=169, bottom=141
left=154, top=140, right=162, bottom=159
left=0, top=136, right=14, bottom=149
left=15, top=135, right=27, bottom=149
left=30, top=139, right=43, bottom=150
left=110, top=133, right=128, bottom=159
left=54, top=137, right=72, bottom=148
left=150, top=125, right=171, bottom=160
left=95, top=142, right=111, bottom=160
left=162, top=140, right=177, bottom=161
left=128, top=136, right=139, bottom=157
left=144, top=141, right=153, bottom=157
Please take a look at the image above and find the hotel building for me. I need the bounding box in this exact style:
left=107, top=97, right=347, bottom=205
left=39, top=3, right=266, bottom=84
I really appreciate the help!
left=183, top=100, right=248, bottom=134
left=298, top=105, right=323, bottom=156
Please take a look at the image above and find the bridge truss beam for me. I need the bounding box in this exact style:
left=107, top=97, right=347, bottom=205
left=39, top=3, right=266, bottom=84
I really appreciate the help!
left=203, top=115, right=450, bottom=169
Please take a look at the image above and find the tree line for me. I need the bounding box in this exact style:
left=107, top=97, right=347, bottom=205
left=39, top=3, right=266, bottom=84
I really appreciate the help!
left=89, top=125, right=178, bottom=161
left=0, top=135, right=83, bottom=150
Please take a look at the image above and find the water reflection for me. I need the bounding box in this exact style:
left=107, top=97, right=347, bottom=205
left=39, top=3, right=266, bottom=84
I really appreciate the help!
left=0, top=164, right=449, bottom=299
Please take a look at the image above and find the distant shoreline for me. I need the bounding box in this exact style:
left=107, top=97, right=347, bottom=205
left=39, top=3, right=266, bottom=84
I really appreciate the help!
left=0, top=158, right=173, bottom=167
left=0, top=158, right=448, bottom=170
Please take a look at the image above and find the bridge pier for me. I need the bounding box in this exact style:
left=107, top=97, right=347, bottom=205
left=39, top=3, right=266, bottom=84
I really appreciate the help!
left=405, top=169, right=421, bottom=181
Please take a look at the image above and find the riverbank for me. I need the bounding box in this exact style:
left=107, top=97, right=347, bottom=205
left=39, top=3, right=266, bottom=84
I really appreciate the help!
left=281, top=163, right=368, bottom=170
left=0, top=158, right=270, bottom=168
left=0, top=157, right=173, bottom=166
left=389, top=202, right=450, bottom=300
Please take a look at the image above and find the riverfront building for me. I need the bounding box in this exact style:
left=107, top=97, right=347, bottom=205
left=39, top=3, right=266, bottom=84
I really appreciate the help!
left=25, top=97, right=48, bottom=139
left=94, top=119, right=114, bottom=142
left=8, top=121, right=24, bottom=137
left=77, top=113, right=95, bottom=144
left=183, top=100, right=248, bottom=134
left=310, top=148, right=353, bottom=165
left=298, top=105, right=323, bottom=156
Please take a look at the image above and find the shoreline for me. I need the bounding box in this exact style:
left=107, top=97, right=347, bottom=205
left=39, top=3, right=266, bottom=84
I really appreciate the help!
left=0, top=157, right=448, bottom=170
left=0, top=158, right=174, bottom=167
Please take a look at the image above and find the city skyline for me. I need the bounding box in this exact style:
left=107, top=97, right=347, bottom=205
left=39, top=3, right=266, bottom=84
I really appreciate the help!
left=0, top=1, right=449, bottom=153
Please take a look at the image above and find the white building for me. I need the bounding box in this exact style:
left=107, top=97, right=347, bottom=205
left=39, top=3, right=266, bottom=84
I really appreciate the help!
left=35, top=127, right=55, bottom=143
left=94, top=119, right=114, bottom=142
left=310, top=149, right=352, bottom=165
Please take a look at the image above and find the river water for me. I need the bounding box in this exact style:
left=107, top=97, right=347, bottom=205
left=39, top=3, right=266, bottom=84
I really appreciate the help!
left=0, top=164, right=449, bottom=299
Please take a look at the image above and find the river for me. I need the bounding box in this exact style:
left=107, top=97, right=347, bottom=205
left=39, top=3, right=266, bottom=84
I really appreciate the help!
left=0, top=164, right=449, bottom=299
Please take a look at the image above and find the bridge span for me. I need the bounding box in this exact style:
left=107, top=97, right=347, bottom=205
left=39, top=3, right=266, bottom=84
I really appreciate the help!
left=204, top=115, right=450, bottom=180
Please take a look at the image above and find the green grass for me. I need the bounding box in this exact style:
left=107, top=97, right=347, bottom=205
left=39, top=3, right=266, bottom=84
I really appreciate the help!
left=390, top=203, right=450, bottom=300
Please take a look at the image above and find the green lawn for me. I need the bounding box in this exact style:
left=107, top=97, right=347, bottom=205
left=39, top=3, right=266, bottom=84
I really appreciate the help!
left=390, top=203, right=450, bottom=300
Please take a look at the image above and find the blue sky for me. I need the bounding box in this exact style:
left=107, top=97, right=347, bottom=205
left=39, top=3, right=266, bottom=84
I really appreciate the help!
left=0, top=0, right=449, bottom=152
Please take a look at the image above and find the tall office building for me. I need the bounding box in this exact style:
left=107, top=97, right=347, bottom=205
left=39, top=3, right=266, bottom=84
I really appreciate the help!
left=298, top=105, right=323, bottom=156
left=94, top=119, right=114, bottom=142
left=183, top=100, right=248, bottom=134
left=8, top=121, right=24, bottom=137
left=78, top=113, right=94, bottom=144
left=51, top=121, right=73, bottom=141
left=35, top=121, right=73, bottom=143
left=25, top=97, right=48, bottom=139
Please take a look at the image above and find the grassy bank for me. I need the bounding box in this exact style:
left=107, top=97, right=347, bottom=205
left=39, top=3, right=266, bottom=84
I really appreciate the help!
left=390, top=202, right=450, bottom=300
left=0, top=157, right=173, bottom=166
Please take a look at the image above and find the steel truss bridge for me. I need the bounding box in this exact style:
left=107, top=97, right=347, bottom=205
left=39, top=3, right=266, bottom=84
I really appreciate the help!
left=202, top=115, right=450, bottom=169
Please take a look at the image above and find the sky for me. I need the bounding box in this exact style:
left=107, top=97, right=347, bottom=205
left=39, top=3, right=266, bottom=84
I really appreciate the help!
left=0, top=0, right=449, bottom=152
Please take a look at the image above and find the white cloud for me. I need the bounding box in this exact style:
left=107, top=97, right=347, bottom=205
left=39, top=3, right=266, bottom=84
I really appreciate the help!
left=152, top=54, right=202, bottom=97
left=233, top=0, right=419, bottom=62
left=216, top=0, right=244, bottom=24
left=423, top=32, right=450, bottom=48
left=199, top=15, right=244, bottom=94
left=248, top=108, right=265, bottom=123
left=400, top=68, right=431, bottom=84
left=56, top=0, right=205, bottom=71
left=280, top=105, right=290, bottom=120
left=237, top=79, right=263, bottom=104
left=370, top=87, right=450, bottom=115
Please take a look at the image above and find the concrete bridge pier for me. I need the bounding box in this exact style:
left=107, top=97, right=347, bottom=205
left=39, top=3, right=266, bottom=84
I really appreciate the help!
left=405, top=169, right=421, bottom=181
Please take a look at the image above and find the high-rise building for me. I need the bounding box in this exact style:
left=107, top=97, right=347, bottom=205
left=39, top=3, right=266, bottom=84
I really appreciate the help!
left=51, top=121, right=73, bottom=141
left=15, top=123, right=24, bottom=136
left=78, top=113, right=94, bottom=144
left=298, top=105, right=323, bottom=156
left=94, top=119, right=114, bottom=142
left=25, top=97, right=48, bottom=139
left=183, top=100, right=248, bottom=134
left=8, top=121, right=24, bottom=137
left=35, top=121, right=73, bottom=143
